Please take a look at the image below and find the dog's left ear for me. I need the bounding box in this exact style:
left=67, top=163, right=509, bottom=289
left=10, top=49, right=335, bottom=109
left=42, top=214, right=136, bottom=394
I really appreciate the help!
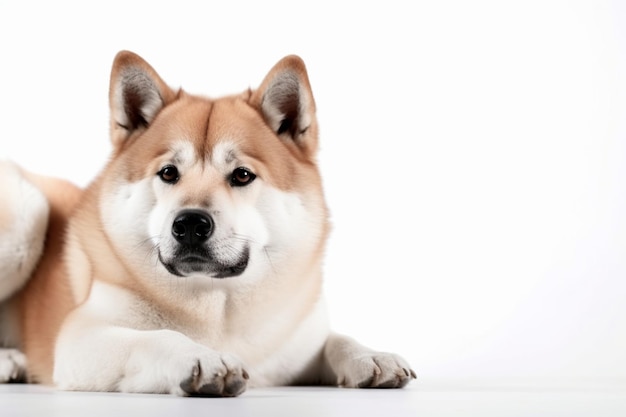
left=250, top=55, right=318, bottom=157
left=108, top=51, right=178, bottom=148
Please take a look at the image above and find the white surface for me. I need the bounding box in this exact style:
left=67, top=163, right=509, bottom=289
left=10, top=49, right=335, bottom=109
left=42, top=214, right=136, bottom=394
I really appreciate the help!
left=1, top=0, right=625, bottom=383
left=2, top=379, right=626, bottom=417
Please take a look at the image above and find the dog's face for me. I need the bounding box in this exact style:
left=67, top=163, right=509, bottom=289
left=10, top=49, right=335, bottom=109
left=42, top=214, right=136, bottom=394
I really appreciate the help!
left=98, top=52, right=328, bottom=286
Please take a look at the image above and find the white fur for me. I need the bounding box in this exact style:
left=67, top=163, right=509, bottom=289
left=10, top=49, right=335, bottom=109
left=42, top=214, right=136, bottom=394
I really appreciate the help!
left=323, top=334, right=416, bottom=388
left=0, top=161, right=49, bottom=301
left=0, top=348, right=26, bottom=383
left=54, top=281, right=246, bottom=395
left=251, top=296, right=331, bottom=386
left=100, top=176, right=157, bottom=273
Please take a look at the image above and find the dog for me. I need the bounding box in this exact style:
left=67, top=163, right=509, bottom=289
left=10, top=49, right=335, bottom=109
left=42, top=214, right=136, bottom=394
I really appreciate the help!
left=0, top=51, right=415, bottom=396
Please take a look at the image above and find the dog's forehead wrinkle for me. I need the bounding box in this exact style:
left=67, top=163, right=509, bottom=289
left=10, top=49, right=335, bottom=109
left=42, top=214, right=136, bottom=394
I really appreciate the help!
left=157, top=95, right=214, bottom=165
left=199, top=98, right=214, bottom=161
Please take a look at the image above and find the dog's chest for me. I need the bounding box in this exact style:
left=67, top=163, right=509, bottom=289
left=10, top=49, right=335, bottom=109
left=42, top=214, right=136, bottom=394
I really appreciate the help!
left=112, top=284, right=287, bottom=352
left=87, top=279, right=327, bottom=385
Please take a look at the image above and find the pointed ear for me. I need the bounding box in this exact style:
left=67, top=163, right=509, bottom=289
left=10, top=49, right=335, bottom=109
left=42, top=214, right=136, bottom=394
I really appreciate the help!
left=250, top=55, right=318, bottom=156
left=108, top=51, right=177, bottom=147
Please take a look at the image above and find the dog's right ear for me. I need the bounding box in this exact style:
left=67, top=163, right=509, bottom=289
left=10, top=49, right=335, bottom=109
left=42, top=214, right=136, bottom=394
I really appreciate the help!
left=249, top=55, right=318, bottom=159
left=109, top=51, right=177, bottom=147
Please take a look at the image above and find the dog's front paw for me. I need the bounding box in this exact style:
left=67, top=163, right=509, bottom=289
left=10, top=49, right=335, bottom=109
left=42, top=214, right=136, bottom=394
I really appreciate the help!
left=0, top=348, right=27, bottom=383
left=178, top=353, right=249, bottom=397
left=113, top=331, right=250, bottom=397
left=337, top=352, right=416, bottom=389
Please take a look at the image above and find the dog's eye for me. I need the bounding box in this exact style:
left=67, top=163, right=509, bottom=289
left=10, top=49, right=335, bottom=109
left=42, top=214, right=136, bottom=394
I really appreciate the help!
left=157, top=165, right=179, bottom=184
left=231, top=167, right=256, bottom=187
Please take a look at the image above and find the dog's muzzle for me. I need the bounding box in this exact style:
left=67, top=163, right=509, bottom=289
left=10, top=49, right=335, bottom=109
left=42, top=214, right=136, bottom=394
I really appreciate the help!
left=158, top=209, right=249, bottom=279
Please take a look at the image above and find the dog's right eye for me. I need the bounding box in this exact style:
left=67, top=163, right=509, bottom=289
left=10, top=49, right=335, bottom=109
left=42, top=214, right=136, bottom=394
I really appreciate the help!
left=157, top=165, right=179, bottom=184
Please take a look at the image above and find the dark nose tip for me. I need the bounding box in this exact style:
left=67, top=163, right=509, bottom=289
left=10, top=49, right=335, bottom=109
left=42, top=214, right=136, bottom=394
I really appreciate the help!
left=172, top=210, right=214, bottom=246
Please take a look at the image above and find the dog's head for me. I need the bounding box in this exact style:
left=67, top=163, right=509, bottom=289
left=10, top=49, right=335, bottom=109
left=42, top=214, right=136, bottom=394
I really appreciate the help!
left=98, top=51, right=329, bottom=284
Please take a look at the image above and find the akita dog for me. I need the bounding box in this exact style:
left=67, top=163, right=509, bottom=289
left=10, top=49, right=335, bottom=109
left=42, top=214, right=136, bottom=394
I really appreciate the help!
left=0, top=51, right=415, bottom=396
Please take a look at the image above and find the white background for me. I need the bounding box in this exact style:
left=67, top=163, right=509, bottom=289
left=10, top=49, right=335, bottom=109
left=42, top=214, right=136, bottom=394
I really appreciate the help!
left=1, top=0, right=625, bottom=381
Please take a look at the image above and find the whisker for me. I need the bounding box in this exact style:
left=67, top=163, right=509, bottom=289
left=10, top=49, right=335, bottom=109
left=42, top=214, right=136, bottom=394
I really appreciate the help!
left=232, top=232, right=278, bottom=275
left=232, top=232, right=258, bottom=245
left=264, top=246, right=277, bottom=275
left=129, top=236, right=160, bottom=266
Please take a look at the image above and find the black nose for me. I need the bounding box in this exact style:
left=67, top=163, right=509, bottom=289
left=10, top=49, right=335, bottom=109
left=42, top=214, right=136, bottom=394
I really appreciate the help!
left=172, top=210, right=214, bottom=246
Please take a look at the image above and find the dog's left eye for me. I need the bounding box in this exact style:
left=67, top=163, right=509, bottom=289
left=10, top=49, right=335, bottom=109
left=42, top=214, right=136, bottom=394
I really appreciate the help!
left=230, top=167, right=256, bottom=187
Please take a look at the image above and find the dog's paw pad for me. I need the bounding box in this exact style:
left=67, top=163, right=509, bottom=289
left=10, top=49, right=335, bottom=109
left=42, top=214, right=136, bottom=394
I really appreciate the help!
left=0, top=349, right=27, bottom=383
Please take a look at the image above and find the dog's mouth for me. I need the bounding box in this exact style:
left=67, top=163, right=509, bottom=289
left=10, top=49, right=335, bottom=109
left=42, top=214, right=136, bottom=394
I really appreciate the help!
left=158, top=245, right=250, bottom=279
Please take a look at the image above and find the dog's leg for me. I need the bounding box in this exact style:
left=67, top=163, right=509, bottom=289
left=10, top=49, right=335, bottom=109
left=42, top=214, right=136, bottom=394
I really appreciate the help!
left=0, top=161, right=49, bottom=303
left=53, top=310, right=249, bottom=396
left=321, top=332, right=416, bottom=388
